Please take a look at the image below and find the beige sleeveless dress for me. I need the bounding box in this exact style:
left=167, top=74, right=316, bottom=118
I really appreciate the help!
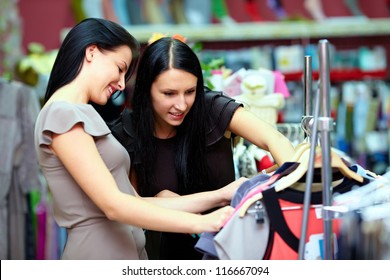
left=34, top=101, right=147, bottom=260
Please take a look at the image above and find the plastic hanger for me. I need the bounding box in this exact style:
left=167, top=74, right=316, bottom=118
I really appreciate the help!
left=333, top=174, right=390, bottom=209
left=238, top=149, right=311, bottom=217
left=236, top=144, right=311, bottom=218
left=263, top=141, right=311, bottom=174
left=238, top=146, right=364, bottom=217
left=273, top=146, right=364, bottom=191
left=328, top=148, right=364, bottom=183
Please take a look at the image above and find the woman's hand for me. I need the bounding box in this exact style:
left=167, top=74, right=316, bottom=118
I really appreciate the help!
left=155, top=189, right=180, bottom=198
left=216, top=177, right=248, bottom=207
left=144, top=178, right=248, bottom=214
left=198, top=205, right=235, bottom=233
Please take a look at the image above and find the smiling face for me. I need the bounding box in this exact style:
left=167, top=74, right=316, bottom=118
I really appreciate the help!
left=150, top=68, right=197, bottom=138
left=86, top=45, right=132, bottom=105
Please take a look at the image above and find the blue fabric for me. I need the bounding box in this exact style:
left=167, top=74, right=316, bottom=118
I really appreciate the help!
left=195, top=173, right=270, bottom=259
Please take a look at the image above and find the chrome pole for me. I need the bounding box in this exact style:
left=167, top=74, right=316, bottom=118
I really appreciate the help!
left=318, top=39, right=334, bottom=260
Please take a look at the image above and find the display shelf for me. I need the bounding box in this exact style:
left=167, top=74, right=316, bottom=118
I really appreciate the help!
left=120, top=18, right=390, bottom=43
left=284, top=69, right=387, bottom=82
left=60, top=18, right=390, bottom=80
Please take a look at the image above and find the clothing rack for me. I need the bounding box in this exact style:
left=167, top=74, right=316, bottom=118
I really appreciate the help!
left=298, top=39, right=335, bottom=260
left=302, top=54, right=313, bottom=141
left=276, top=123, right=305, bottom=144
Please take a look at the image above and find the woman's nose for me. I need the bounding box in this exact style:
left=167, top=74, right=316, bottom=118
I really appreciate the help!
left=175, top=95, right=187, bottom=110
left=117, top=75, right=126, bottom=90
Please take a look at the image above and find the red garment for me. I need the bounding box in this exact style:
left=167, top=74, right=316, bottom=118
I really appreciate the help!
left=261, top=187, right=342, bottom=260
left=256, top=154, right=275, bottom=171
left=269, top=198, right=340, bottom=260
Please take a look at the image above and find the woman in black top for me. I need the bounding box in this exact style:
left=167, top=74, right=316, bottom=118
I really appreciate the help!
left=110, top=37, right=295, bottom=259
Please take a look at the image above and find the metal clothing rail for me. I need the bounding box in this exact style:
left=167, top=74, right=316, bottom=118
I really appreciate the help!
left=276, top=123, right=305, bottom=143
left=298, top=39, right=335, bottom=260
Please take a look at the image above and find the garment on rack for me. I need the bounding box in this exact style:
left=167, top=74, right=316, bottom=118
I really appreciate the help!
left=194, top=162, right=304, bottom=258
left=276, top=123, right=305, bottom=147
left=195, top=160, right=375, bottom=260
left=233, top=139, right=273, bottom=177
left=331, top=171, right=390, bottom=259
left=195, top=172, right=272, bottom=259
left=0, top=80, right=43, bottom=259
left=226, top=162, right=300, bottom=225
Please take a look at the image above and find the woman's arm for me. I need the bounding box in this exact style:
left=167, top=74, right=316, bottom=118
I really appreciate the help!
left=129, top=158, right=247, bottom=211
left=143, top=177, right=247, bottom=213
left=228, top=107, right=295, bottom=166
left=51, top=123, right=233, bottom=234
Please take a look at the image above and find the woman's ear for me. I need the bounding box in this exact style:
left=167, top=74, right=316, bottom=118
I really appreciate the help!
left=85, top=45, right=97, bottom=62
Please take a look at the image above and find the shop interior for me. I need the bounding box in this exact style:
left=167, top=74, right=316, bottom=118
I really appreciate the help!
left=1, top=0, right=390, bottom=260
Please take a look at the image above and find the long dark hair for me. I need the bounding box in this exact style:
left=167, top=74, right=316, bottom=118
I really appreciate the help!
left=44, top=18, right=140, bottom=103
left=132, top=37, right=208, bottom=196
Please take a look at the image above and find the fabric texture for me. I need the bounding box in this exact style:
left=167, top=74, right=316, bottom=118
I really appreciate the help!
left=197, top=162, right=371, bottom=260
left=195, top=172, right=271, bottom=259
left=1, top=80, right=42, bottom=259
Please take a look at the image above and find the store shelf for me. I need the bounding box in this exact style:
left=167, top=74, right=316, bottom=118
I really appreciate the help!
left=284, top=69, right=387, bottom=82
left=121, top=18, right=390, bottom=43
left=59, top=18, right=390, bottom=80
